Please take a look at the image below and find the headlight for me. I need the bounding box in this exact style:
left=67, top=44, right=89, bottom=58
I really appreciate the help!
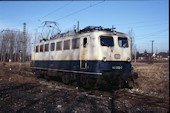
left=103, top=57, right=107, bottom=62
left=127, top=57, right=131, bottom=62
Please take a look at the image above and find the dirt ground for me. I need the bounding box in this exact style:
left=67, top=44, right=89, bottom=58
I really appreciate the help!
left=0, top=62, right=169, bottom=113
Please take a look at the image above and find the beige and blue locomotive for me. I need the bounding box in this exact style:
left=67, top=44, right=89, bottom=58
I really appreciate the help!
left=31, top=26, right=138, bottom=89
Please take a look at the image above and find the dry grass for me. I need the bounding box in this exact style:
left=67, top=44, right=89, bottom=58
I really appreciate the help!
left=1, top=62, right=169, bottom=99
left=132, top=62, right=169, bottom=99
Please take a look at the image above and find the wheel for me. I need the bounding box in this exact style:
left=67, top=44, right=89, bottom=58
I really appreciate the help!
left=35, top=70, right=44, bottom=79
left=76, top=74, right=82, bottom=88
left=85, top=78, right=95, bottom=90
left=62, top=73, right=70, bottom=84
left=44, top=74, right=50, bottom=81
left=118, top=80, right=122, bottom=89
left=128, top=80, right=134, bottom=89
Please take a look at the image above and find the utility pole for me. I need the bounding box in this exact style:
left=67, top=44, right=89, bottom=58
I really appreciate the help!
left=151, top=40, right=154, bottom=55
left=23, top=23, right=26, bottom=36
left=150, top=40, right=154, bottom=63
left=23, top=22, right=26, bottom=62
left=130, top=37, right=132, bottom=61
left=77, top=21, right=79, bottom=32
left=134, top=44, right=137, bottom=63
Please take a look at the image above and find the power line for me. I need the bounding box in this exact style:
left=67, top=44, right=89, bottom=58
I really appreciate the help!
left=38, top=1, right=73, bottom=22
left=27, top=1, right=73, bottom=24
left=28, top=1, right=104, bottom=32
left=115, top=19, right=168, bottom=26
left=132, top=22, right=168, bottom=28
left=55, top=1, right=105, bottom=21
left=122, top=22, right=168, bottom=29
left=135, top=28, right=168, bottom=40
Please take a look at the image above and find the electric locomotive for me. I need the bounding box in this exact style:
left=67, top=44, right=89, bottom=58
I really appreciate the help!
left=31, top=26, right=138, bottom=89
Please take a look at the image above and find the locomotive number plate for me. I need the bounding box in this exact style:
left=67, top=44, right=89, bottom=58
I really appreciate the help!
left=112, top=66, right=123, bottom=69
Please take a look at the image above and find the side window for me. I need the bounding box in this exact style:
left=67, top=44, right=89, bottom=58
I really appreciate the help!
left=50, top=42, right=55, bottom=51
left=64, top=40, right=70, bottom=50
left=83, top=38, right=87, bottom=48
left=56, top=41, right=62, bottom=51
left=40, top=44, right=44, bottom=52
left=45, top=43, right=49, bottom=52
left=35, top=45, right=39, bottom=52
left=118, top=37, right=129, bottom=48
left=72, top=38, right=80, bottom=49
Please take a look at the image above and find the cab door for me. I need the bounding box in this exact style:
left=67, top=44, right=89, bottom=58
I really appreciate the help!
left=80, top=36, right=89, bottom=69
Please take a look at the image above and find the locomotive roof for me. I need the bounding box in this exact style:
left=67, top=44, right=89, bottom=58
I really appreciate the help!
left=38, top=26, right=128, bottom=43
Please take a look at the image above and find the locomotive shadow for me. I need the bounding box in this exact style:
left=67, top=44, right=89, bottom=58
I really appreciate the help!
left=36, top=75, right=130, bottom=112
left=0, top=76, right=118, bottom=112
left=41, top=75, right=129, bottom=91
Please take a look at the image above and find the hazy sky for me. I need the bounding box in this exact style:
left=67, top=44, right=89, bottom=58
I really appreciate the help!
left=0, top=0, right=169, bottom=53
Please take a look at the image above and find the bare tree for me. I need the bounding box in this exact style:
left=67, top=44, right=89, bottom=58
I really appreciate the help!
left=128, top=29, right=135, bottom=60
left=0, top=31, right=2, bottom=61
left=0, top=29, right=31, bottom=62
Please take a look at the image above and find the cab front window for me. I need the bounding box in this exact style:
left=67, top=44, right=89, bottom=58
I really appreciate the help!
left=100, top=36, right=114, bottom=47
left=118, top=37, right=129, bottom=48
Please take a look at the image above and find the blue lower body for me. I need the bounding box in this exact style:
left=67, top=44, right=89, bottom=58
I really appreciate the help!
left=31, top=60, right=132, bottom=79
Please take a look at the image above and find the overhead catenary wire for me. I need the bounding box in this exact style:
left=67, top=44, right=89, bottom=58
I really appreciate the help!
left=135, top=28, right=168, bottom=40
left=132, top=22, right=168, bottom=28
left=115, top=19, right=168, bottom=26
left=27, top=1, right=73, bottom=24
left=55, top=1, right=105, bottom=21
left=120, top=22, right=168, bottom=30
left=38, top=1, right=73, bottom=22
left=26, top=1, right=167, bottom=35
left=28, top=1, right=104, bottom=34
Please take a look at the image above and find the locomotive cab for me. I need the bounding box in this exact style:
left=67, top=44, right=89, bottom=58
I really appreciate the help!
left=82, top=31, right=138, bottom=89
